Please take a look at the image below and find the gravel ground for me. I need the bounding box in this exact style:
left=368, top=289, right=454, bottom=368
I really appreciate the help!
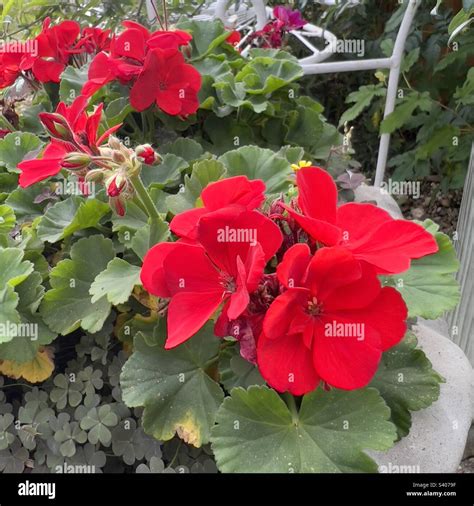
left=395, top=178, right=463, bottom=237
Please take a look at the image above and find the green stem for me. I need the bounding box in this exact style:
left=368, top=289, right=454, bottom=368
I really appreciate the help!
left=130, top=173, right=162, bottom=245
left=282, top=392, right=299, bottom=423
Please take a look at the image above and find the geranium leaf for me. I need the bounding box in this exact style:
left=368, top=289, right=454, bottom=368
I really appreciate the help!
left=218, top=345, right=265, bottom=392
left=211, top=386, right=397, bottom=473
left=59, top=65, right=89, bottom=104
left=219, top=146, right=292, bottom=193
left=37, top=197, right=111, bottom=243
left=166, top=159, right=226, bottom=215
left=370, top=332, right=443, bottom=438
left=121, top=323, right=224, bottom=447
left=0, top=347, right=54, bottom=383
left=0, top=247, right=34, bottom=288
left=0, top=132, right=42, bottom=172
left=131, top=218, right=170, bottom=260
left=160, top=138, right=204, bottom=162
left=40, top=235, right=114, bottom=334
left=0, top=272, right=56, bottom=361
left=0, top=205, right=15, bottom=234
left=236, top=56, right=303, bottom=95
left=384, top=219, right=460, bottom=319
left=140, top=154, right=188, bottom=189
left=90, top=258, right=141, bottom=305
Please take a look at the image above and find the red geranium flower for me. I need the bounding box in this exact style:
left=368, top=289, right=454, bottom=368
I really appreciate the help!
left=81, top=21, right=199, bottom=115
left=257, top=244, right=408, bottom=395
left=283, top=166, right=438, bottom=274
left=18, top=95, right=120, bottom=187
left=170, top=176, right=266, bottom=241
left=129, top=47, right=201, bottom=114
left=20, top=18, right=81, bottom=83
left=141, top=206, right=282, bottom=349
left=75, top=27, right=111, bottom=53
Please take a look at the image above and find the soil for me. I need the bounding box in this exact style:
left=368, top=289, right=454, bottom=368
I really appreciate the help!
left=395, top=178, right=463, bottom=238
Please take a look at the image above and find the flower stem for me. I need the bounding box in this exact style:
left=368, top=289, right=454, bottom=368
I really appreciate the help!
left=282, top=392, right=299, bottom=423
left=130, top=173, right=162, bottom=245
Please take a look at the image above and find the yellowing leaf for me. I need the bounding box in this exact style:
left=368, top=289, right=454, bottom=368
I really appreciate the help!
left=0, top=347, right=54, bottom=383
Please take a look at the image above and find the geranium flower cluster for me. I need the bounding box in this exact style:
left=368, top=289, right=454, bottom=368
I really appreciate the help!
left=17, top=94, right=159, bottom=215
left=0, top=18, right=110, bottom=88
left=81, top=21, right=201, bottom=115
left=0, top=19, right=201, bottom=117
left=141, top=167, right=439, bottom=395
left=249, top=6, right=306, bottom=49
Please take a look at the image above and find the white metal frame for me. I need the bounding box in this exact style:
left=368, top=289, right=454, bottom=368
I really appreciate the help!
left=146, top=0, right=421, bottom=185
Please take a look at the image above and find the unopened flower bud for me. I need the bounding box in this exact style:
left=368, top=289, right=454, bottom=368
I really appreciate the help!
left=109, top=194, right=126, bottom=216
left=39, top=112, right=74, bottom=141
left=135, top=144, right=160, bottom=165
left=106, top=174, right=127, bottom=197
left=61, top=152, right=92, bottom=171
left=84, top=168, right=106, bottom=183
left=107, top=135, right=122, bottom=150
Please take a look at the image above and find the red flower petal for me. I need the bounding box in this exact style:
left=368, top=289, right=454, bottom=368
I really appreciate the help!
left=201, top=176, right=265, bottom=211
left=276, top=243, right=311, bottom=288
left=312, top=315, right=382, bottom=390
left=257, top=331, right=320, bottom=395
left=170, top=208, right=207, bottom=241
left=166, top=290, right=223, bottom=348
left=296, top=166, right=338, bottom=224
left=140, top=242, right=181, bottom=297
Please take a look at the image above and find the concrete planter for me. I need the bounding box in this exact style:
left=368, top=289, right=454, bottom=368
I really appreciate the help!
left=355, top=185, right=474, bottom=473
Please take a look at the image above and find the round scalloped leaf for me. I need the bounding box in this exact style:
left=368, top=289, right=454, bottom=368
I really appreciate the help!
left=0, top=247, right=34, bottom=288
left=218, top=146, right=292, bottom=193
left=0, top=132, right=42, bottom=172
left=90, top=258, right=141, bottom=305
left=370, top=331, right=443, bottom=438
left=0, top=347, right=54, bottom=383
left=218, top=345, right=265, bottom=392
left=211, top=386, right=397, bottom=473
left=120, top=323, right=224, bottom=448
left=37, top=197, right=111, bottom=243
left=384, top=220, right=460, bottom=319
left=40, top=235, right=114, bottom=334
left=0, top=205, right=15, bottom=235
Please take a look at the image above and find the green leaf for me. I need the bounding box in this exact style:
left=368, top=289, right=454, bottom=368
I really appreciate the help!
left=131, top=218, right=170, bottom=260
left=0, top=272, right=56, bottom=362
left=105, top=97, right=133, bottom=126
left=370, top=332, right=443, bottom=438
left=40, top=235, right=115, bottom=335
left=120, top=323, right=224, bottom=447
left=339, top=85, right=386, bottom=127
left=0, top=286, right=20, bottom=341
left=90, top=258, right=141, bottom=305
left=59, top=65, right=89, bottom=104
left=160, top=138, right=204, bottom=162
left=37, top=197, right=110, bottom=243
left=177, top=19, right=230, bottom=59
left=285, top=104, right=323, bottom=148
left=0, top=132, right=42, bottom=172
left=384, top=220, right=460, bottom=319
left=380, top=92, right=432, bottom=134
left=5, top=185, right=46, bottom=221
left=140, top=154, right=188, bottom=189
left=219, top=146, right=292, bottom=193
left=236, top=57, right=303, bottom=95
left=218, top=345, right=265, bottom=391
left=166, top=159, right=226, bottom=215
left=0, top=248, right=34, bottom=288
left=211, top=386, right=397, bottom=473
left=0, top=205, right=15, bottom=234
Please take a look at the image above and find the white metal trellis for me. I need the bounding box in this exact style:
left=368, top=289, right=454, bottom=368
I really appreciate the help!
left=146, top=0, right=421, bottom=185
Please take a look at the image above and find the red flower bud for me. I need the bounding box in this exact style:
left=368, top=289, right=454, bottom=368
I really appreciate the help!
left=106, top=175, right=126, bottom=197
left=135, top=144, right=159, bottom=165
left=39, top=112, right=74, bottom=141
